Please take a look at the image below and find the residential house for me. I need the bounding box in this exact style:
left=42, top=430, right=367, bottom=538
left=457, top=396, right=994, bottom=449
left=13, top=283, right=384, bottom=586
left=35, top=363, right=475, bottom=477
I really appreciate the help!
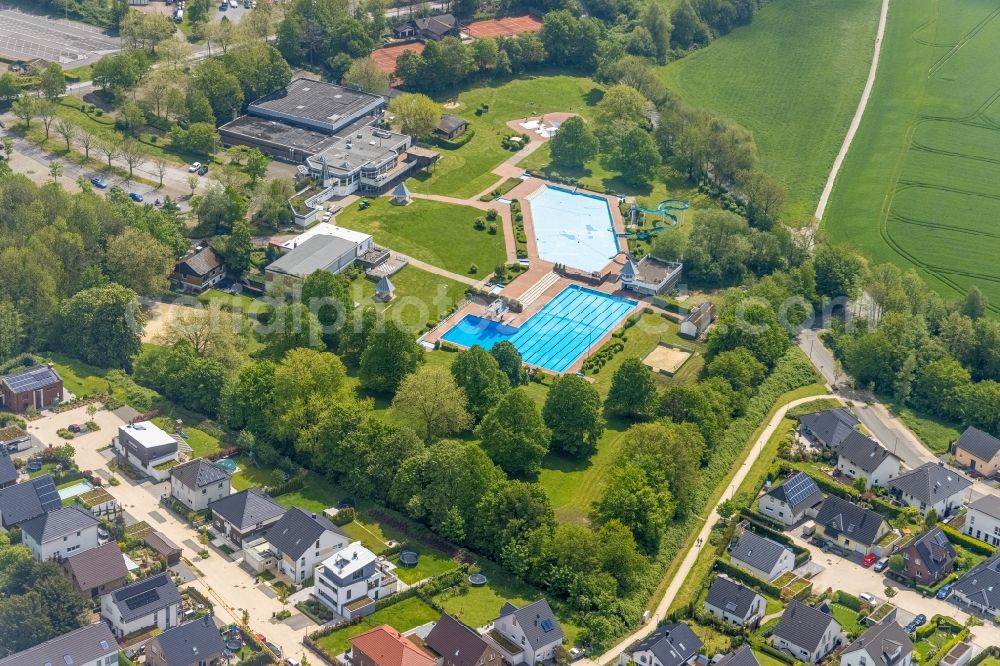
left=894, top=527, right=957, bottom=586
left=953, top=427, right=1000, bottom=477
left=63, top=542, right=129, bottom=597
left=679, top=303, right=715, bottom=339
left=145, top=531, right=183, bottom=566
left=0, top=364, right=63, bottom=413
left=624, top=622, right=701, bottom=666
left=771, top=600, right=843, bottom=663
left=729, top=530, right=795, bottom=582
left=209, top=487, right=286, bottom=547
left=715, top=646, right=761, bottom=666
left=797, top=409, right=860, bottom=449
left=101, top=572, right=182, bottom=639
left=963, top=494, right=1000, bottom=547
left=952, top=555, right=1000, bottom=617
left=171, top=244, right=226, bottom=293
left=813, top=496, right=891, bottom=556
left=0, top=446, right=18, bottom=488
left=889, top=463, right=971, bottom=519
left=0, top=623, right=117, bottom=666
left=349, top=625, right=435, bottom=666
left=620, top=256, right=684, bottom=296
left=314, top=542, right=400, bottom=618
left=759, top=471, right=824, bottom=526
left=436, top=114, right=468, bottom=140
left=170, top=459, right=232, bottom=512
left=146, top=616, right=226, bottom=666
left=490, top=599, right=565, bottom=665
left=21, top=505, right=99, bottom=561
left=834, top=431, right=901, bottom=489
left=839, top=620, right=914, bottom=666
left=425, top=613, right=503, bottom=666
left=392, top=14, right=458, bottom=40
left=243, top=507, right=349, bottom=585
left=114, top=421, right=179, bottom=482
left=0, top=473, right=60, bottom=528
left=703, top=576, right=765, bottom=628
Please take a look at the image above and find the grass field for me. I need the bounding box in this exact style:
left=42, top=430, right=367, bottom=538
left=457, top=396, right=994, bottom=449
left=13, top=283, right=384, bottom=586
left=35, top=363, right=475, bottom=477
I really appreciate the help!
left=314, top=597, right=440, bottom=656
left=824, top=0, right=1000, bottom=307
left=658, top=0, right=881, bottom=220
left=335, top=197, right=505, bottom=276
left=349, top=265, right=470, bottom=332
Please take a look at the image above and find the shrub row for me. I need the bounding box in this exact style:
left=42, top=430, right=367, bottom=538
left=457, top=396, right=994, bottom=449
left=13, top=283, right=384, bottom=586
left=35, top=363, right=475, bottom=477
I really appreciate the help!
left=432, top=128, right=476, bottom=150
left=937, top=521, right=997, bottom=557
left=833, top=590, right=862, bottom=612
left=581, top=339, right=625, bottom=373
left=266, top=470, right=307, bottom=498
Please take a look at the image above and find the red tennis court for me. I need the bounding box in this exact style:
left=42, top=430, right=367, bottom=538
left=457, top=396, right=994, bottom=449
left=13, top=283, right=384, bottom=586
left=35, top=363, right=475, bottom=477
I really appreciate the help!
left=371, top=42, right=425, bottom=73
left=465, top=15, right=542, bottom=38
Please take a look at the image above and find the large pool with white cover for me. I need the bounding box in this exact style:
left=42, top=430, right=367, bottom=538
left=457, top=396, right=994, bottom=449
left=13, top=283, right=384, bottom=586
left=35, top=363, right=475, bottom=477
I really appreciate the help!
left=528, top=185, right=621, bottom=273
left=441, top=285, right=636, bottom=372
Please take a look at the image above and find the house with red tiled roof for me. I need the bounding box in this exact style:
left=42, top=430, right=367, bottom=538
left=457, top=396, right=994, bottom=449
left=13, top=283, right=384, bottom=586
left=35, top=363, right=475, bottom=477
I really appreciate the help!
left=349, top=625, right=435, bottom=666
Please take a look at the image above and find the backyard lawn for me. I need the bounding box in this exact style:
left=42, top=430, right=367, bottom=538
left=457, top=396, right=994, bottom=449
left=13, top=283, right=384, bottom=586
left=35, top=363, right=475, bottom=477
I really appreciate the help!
left=48, top=354, right=112, bottom=398
left=335, top=197, right=505, bottom=276
left=151, top=417, right=223, bottom=458
left=753, top=651, right=788, bottom=666
left=314, top=597, right=440, bottom=656
left=389, top=548, right=459, bottom=585
left=829, top=603, right=863, bottom=637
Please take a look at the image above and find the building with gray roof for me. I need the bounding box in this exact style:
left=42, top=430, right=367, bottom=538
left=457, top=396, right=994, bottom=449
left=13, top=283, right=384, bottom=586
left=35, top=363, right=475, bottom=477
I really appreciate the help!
left=814, top=496, right=890, bottom=556
left=759, top=471, right=824, bottom=525
left=492, top=599, right=565, bottom=665
left=835, top=431, right=901, bottom=489
left=771, top=601, right=843, bottom=663
left=895, top=527, right=956, bottom=586
left=170, top=459, right=231, bottom=512
left=797, top=409, right=859, bottom=449
left=965, top=494, right=1000, bottom=547
left=0, top=446, right=17, bottom=488
left=839, top=620, right=912, bottom=666
left=146, top=616, right=226, bottom=666
left=210, top=487, right=285, bottom=547
left=243, top=507, right=348, bottom=585
left=729, top=530, right=795, bottom=582
left=954, top=426, right=1000, bottom=477
left=115, top=421, right=178, bottom=482
left=704, top=576, right=765, bottom=627
left=951, top=555, right=1000, bottom=618
left=0, top=364, right=63, bottom=413
left=0, top=474, right=61, bottom=528
left=21, top=505, right=100, bottom=561
left=715, top=646, right=760, bottom=666
left=101, top=572, right=182, bottom=639
left=889, top=462, right=971, bottom=518
left=63, top=542, right=129, bottom=597
left=425, top=613, right=501, bottom=666
left=0, top=623, right=116, bottom=666
left=628, top=622, right=701, bottom=666
left=248, top=78, right=385, bottom=135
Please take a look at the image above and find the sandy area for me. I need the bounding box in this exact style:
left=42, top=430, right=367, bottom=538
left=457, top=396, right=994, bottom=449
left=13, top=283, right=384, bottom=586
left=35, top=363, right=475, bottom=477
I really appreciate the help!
left=643, top=344, right=692, bottom=375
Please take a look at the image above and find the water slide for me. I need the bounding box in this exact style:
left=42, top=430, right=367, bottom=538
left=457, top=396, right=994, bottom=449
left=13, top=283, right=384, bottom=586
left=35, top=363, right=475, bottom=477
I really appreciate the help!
left=616, top=199, right=690, bottom=238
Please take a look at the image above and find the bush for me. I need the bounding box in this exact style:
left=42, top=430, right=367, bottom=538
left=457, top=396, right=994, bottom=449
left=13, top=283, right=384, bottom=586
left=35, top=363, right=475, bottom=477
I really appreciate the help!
left=937, top=522, right=997, bottom=556
left=468, top=263, right=478, bottom=274
left=473, top=218, right=486, bottom=230
left=57, top=428, right=74, bottom=439
left=331, top=507, right=355, bottom=526
left=486, top=208, right=498, bottom=221
left=266, top=470, right=307, bottom=498
left=488, top=223, right=497, bottom=234
left=713, top=558, right=781, bottom=597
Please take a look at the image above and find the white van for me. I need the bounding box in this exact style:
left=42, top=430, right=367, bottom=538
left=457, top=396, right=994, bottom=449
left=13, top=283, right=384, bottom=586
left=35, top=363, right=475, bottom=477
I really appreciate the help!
left=174, top=9, right=183, bottom=22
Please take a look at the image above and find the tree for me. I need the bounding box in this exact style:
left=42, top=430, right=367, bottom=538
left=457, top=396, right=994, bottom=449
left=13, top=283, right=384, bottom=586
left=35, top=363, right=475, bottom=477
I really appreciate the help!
left=739, top=170, right=786, bottom=229
left=359, top=319, right=423, bottom=393
left=156, top=306, right=246, bottom=369
left=78, top=130, right=94, bottom=160
left=191, top=59, right=244, bottom=124
left=549, top=116, right=598, bottom=168
left=888, top=554, right=905, bottom=573
left=620, top=421, right=703, bottom=514
left=925, top=508, right=938, bottom=527
left=707, top=301, right=790, bottom=368
left=39, top=62, right=65, bottom=101
left=604, top=125, right=660, bottom=184
left=852, top=476, right=867, bottom=493
left=477, top=388, right=550, bottom=477
left=392, top=365, right=472, bottom=442
left=0, top=73, right=20, bottom=102
left=342, top=57, right=391, bottom=93
left=540, top=11, right=600, bottom=69
left=57, top=284, right=144, bottom=369
left=490, top=341, right=527, bottom=386
left=244, top=148, right=269, bottom=186
left=11, top=96, right=37, bottom=129
left=220, top=220, right=253, bottom=278
left=962, top=286, right=988, bottom=320
left=543, top=375, right=605, bottom=458
left=471, top=480, right=555, bottom=559
left=153, top=159, right=167, bottom=187
left=706, top=347, right=766, bottom=394
left=54, top=119, right=77, bottom=152
left=48, top=161, right=62, bottom=184
left=105, top=228, right=174, bottom=296
left=682, top=209, right=753, bottom=284
left=0, top=301, right=23, bottom=359
left=265, top=303, right=323, bottom=352
left=37, top=100, right=57, bottom=141
left=451, top=345, right=510, bottom=420
left=592, top=463, right=670, bottom=554
left=605, top=358, right=658, bottom=419
left=119, top=139, right=146, bottom=180
left=187, top=174, right=200, bottom=197
left=97, top=133, right=122, bottom=168
left=814, top=245, right=866, bottom=300
left=388, top=93, right=441, bottom=139
left=220, top=360, right=275, bottom=437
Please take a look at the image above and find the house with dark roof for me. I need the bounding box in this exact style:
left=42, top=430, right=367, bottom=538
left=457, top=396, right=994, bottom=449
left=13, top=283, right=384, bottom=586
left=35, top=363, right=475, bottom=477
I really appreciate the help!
left=704, top=576, right=765, bottom=628
left=0, top=622, right=117, bottom=666
left=964, top=494, right=1000, bottom=547
left=21, top=505, right=100, bottom=561
left=170, top=459, right=232, bottom=512
left=626, top=622, right=701, bottom=666
left=0, top=474, right=62, bottom=528
left=839, top=620, right=913, bottom=666
left=771, top=600, right=843, bottom=663
left=392, top=14, right=458, bottom=41
left=63, top=542, right=129, bottom=597
left=0, top=446, right=18, bottom=488
left=243, top=507, right=348, bottom=585
left=894, top=527, right=956, bottom=586
left=0, top=364, right=63, bottom=413
left=436, top=114, right=468, bottom=140
left=170, top=244, right=226, bottom=293
left=729, top=530, right=795, bottom=582
left=491, top=599, right=565, bottom=665
left=834, top=431, right=901, bottom=489
left=146, top=616, right=226, bottom=666
left=101, top=572, right=183, bottom=639
left=715, top=646, right=761, bottom=666
left=952, top=555, right=1000, bottom=617
left=425, top=613, right=503, bottom=666
left=759, top=471, right=824, bottom=526
left=350, top=625, right=436, bottom=666
left=953, top=426, right=1000, bottom=477
left=209, top=487, right=286, bottom=547
left=115, top=421, right=179, bottom=482
left=814, top=495, right=891, bottom=556
left=620, top=256, right=684, bottom=297
left=797, top=409, right=860, bottom=449
left=889, top=462, right=971, bottom=518
left=145, top=531, right=183, bottom=566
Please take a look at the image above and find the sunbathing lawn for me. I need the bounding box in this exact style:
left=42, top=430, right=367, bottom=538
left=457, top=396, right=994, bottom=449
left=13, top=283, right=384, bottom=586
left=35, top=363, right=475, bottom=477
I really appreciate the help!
left=335, top=197, right=505, bottom=276
left=314, top=597, right=440, bottom=656
left=349, top=265, right=470, bottom=333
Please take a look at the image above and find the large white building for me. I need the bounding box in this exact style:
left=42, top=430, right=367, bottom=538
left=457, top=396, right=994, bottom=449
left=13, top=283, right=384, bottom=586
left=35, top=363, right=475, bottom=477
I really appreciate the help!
left=20, top=506, right=99, bottom=561
left=114, top=421, right=179, bottom=482
left=313, top=542, right=399, bottom=618
left=265, top=223, right=375, bottom=289
left=243, top=508, right=349, bottom=586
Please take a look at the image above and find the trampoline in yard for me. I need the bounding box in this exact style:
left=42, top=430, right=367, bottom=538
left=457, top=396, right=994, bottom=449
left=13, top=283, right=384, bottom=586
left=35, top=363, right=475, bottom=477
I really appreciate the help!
left=468, top=573, right=488, bottom=586
left=399, top=550, right=419, bottom=567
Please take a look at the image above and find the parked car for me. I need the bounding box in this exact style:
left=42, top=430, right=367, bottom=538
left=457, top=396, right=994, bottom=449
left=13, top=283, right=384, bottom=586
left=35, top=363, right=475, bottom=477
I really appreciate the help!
left=873, top=557, right=889, bottom=572
left=189, top=162, right=202, bottom=172
left=265, top=642, right=281, bottom=658
left=90, top=176, right=108, bottom=188
left=244, top=0, right=252, bottom=6
left=937, top=583, right=953, bottom=599
left=197, top=164, right=209, bottom=176
left=913, top=614, right=927, bottom=627
left=859, top=592, right=877, bottom=605
left=862, top=553, right=877, bottom=568
left=68, top=424, right=83, bottom=433
left=129, top=192, right=144, bottom=202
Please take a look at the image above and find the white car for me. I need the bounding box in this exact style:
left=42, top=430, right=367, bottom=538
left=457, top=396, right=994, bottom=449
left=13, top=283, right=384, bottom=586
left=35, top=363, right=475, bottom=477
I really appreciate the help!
left=858, top=593, right=877, bottom=605
left=188, top=162, right=201, bottom=172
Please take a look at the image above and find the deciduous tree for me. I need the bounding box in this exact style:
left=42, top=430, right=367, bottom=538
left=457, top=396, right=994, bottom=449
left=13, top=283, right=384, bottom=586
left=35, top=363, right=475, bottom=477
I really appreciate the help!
left=543, top=375, right=605, bottom=457
left=392, top=365, right=472, bottom=442
left=605, top=358, right=658, bottom=420
left=477, top=388, right=550, bottom=477
left=451, top=345, right=510, bottom=420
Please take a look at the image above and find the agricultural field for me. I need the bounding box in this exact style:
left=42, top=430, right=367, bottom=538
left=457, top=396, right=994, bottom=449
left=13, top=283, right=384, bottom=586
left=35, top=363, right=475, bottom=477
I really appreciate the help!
left=825, top=0, right=1000, bottom=307
left=658, top=0, right=881, bottom=220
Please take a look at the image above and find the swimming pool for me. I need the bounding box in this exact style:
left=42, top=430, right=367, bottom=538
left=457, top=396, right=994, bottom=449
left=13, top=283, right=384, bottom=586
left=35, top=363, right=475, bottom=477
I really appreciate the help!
left=58, top=479, right=94, bottom=501
left=441, top=285, right=636, bottom=372
left=527, top=185, right=620, bottom=273
left=215, top=458, right=239, bottom=473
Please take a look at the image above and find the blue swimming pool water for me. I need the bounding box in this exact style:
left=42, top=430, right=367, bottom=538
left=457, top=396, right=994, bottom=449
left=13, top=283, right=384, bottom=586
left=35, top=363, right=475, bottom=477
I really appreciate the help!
left=528, top=185, right=620, bottom=273
left=441, top=285, right=636, bottom=372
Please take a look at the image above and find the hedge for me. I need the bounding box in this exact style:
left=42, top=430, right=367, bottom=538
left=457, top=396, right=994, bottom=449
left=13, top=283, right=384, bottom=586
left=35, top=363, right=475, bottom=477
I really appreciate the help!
left=748, top=638, right=796, bottom=665
left=834, top=590, right=861, bottom=612
left=967, top=646, right=1000, bottom=666
left=266, top=470, right=307, bottom=498
left=330, top=507, right=355, bottom=526
left=432, top=128, right=476, bottom=150
left=738, top=511, right=810, bottom=562
left=739, top=508, right=785, bottom=531
left=713, top=558, right=781, bottom=597
left=928, top=628, right=970, bottom=666
left=937, top=521, right=997, bottom=557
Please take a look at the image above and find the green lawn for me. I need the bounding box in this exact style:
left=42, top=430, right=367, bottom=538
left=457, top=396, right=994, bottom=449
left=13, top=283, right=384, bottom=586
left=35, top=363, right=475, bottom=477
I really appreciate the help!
left=151, top=417, right=223, bottom=458
left=890, top=403, right=960, bottom=455
left=389, top=549, right=459, bottom=584
left=752, top=650, right=788, bottom=666
left=659, top=0, right=881, bottom=220
left=335, top=197, right=505, bottom=276
left=824, top=0, right=1000, bottom=307
left=829, top=603, right=863, bottom=636
left=349, top=265, right=470, bottom=333
left=314, top=597, right=440, bottom=656
left=48, top=354, right=113, bottom=398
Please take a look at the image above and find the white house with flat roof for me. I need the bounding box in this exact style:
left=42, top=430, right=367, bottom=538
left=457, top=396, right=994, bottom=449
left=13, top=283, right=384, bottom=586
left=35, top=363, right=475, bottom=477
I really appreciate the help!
left=313, top=542, right=400, bottom=618
left=114, top=421, right=178, bottom=482
left=265, top=224, right=375, bottom=289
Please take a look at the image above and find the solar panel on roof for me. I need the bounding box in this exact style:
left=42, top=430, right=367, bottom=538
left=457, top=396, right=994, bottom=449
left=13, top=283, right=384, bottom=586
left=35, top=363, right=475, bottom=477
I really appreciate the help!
left=124, top=588, right=161, bottom=611
left=541, top=619, right=554, bottom=633
left=3, top=366, right=58, bottom=393
left=782, top=474, right=817, bottom=507
left=34, top=476, right=62, bottom=512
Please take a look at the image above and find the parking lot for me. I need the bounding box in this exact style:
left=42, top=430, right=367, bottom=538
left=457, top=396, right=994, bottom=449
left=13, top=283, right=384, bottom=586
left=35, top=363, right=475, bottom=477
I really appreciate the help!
left=0, top=6, right=120, bottom=68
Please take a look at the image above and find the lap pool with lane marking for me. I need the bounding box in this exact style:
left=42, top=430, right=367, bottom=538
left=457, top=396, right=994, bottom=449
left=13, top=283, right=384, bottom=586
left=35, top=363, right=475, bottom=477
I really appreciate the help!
left=441, top=285, right=636, bottom=372
left=528, top=185, right=621, bottom=273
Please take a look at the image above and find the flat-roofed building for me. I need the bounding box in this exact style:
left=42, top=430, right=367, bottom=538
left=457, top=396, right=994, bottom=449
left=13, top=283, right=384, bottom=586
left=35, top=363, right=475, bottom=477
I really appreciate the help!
left=248, top=79, right=385, bottom=135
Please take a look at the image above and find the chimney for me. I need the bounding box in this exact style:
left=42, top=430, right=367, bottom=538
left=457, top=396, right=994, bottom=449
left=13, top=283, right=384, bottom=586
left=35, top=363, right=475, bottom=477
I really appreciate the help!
left=312, top=513, right=317, bottom=519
